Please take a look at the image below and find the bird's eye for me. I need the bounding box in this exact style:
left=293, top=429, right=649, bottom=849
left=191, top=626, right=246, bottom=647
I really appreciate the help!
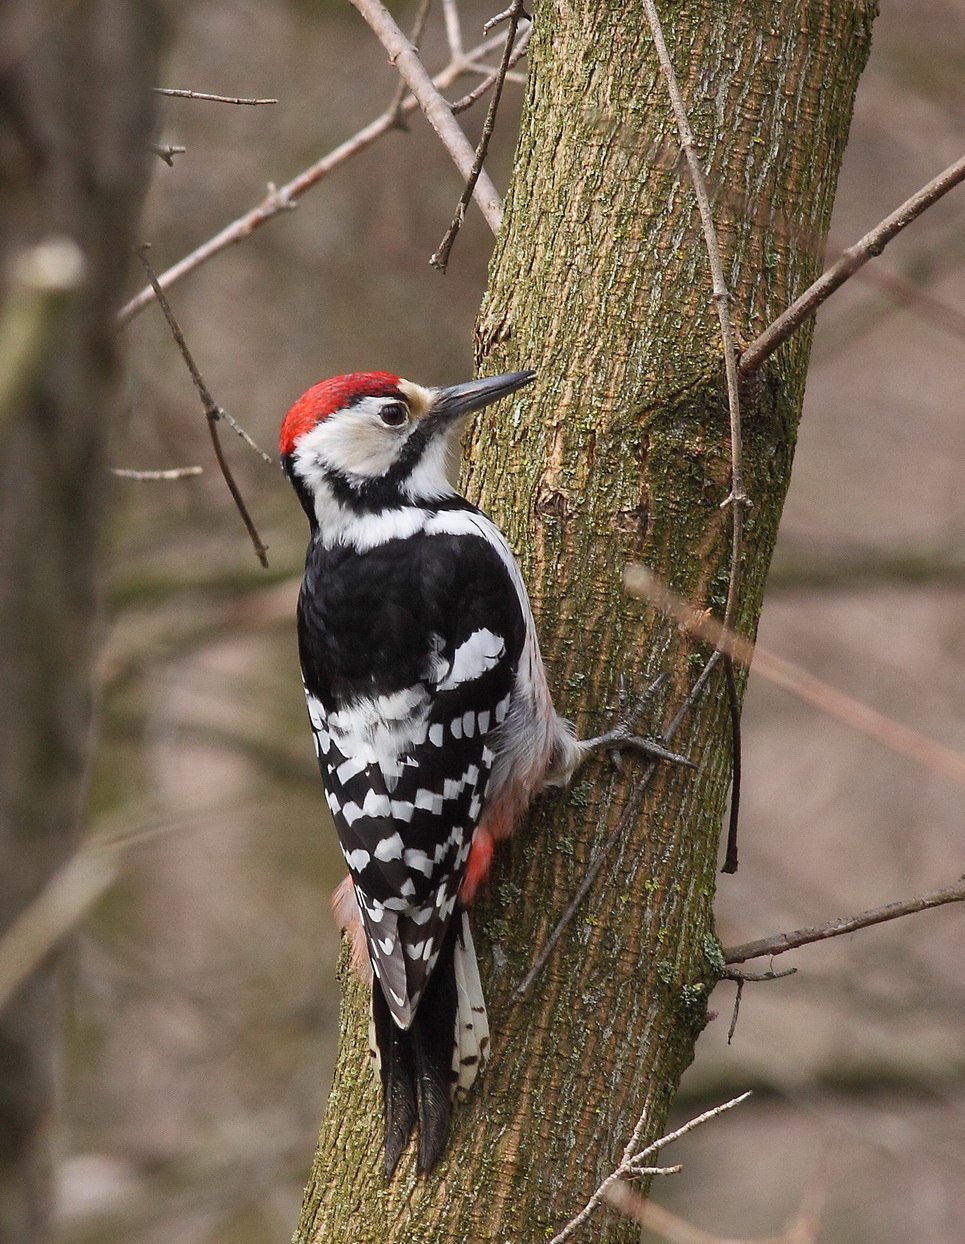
left=379, top=402, right=408, bottom=428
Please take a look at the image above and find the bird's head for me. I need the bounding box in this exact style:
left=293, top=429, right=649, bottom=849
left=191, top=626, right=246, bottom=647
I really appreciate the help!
left=279, top=369, right=535, bottom=527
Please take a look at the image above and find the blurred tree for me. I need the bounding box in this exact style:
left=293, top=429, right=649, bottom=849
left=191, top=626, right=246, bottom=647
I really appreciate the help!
left=296, top=1, right=878, bottom=1240
left=0, top=4, right=159, bottom=1241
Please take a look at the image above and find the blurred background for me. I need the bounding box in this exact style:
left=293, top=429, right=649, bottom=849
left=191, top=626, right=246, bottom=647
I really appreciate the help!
left=51, top=0, right=965, bottom=1240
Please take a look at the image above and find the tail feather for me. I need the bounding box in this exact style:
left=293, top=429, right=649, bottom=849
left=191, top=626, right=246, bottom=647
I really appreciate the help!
left=371, top=982, right=417, bottom=1179
left=410, top=921, right=457, bottom=1172
left=368, top=910, right=490, bottom=1176
left=452, top=912, right=490, bottom=1095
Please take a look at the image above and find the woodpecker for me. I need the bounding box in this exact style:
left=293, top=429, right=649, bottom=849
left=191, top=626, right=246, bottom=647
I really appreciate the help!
left=280, top=369, right=688, bottom=1178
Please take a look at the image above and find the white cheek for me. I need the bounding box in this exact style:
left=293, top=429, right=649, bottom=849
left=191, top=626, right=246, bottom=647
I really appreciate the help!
left=402, top=432, right=457, bottom=500
left=293, top=414, right=404, bottom=479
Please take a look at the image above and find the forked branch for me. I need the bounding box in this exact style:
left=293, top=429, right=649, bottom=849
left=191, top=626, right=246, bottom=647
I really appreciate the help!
left=136, top=248, right=271, bottom=568
left=118, top=26, right=517, bottom=325
left=548, top=1092, right=752, bottom=1244
left=350, top=0, right=503, bottom=231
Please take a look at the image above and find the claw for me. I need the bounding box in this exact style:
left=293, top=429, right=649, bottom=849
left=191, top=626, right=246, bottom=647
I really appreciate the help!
left=619, top=735, right=696, bottom=768
left=582, top=672, right=695, bottom=771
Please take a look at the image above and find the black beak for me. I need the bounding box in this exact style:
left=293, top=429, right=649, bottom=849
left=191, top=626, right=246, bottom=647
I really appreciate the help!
left=427, top=370, right=536, bottom=427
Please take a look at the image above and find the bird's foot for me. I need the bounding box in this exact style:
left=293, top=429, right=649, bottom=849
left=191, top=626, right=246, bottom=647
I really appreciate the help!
left=581, top=673, right=695, bottom=773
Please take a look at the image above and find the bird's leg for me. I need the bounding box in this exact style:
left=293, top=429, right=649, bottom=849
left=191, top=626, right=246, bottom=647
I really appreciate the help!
left=578, top=672, right=695, bottom=772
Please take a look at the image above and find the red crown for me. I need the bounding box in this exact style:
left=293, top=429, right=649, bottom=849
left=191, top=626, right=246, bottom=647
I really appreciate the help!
left=279, top=371, right=401, bottom=456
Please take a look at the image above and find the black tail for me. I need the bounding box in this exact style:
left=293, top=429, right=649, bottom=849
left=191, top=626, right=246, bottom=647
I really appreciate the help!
left=372, top=921, right=459, bottom=1179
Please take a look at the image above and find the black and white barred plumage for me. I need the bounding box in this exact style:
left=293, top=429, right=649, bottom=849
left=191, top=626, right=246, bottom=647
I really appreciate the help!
left=280, top=370, right=585, bottom=1176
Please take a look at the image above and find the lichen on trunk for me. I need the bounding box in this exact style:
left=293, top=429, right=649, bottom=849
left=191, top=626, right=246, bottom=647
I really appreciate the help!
left=296, top=2, right=876, bottom=1240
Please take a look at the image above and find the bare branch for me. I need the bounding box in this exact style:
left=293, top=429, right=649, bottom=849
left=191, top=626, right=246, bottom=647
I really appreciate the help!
left=606, top=1151, right=829, bottom=1244
left=441, top=0, right=463, bottom=59
left=136, top=248, right=270, bottom=568
left=150, top=141, right=186, bottom=165
left=0, top=802, right=282, bottom=1012
left=724, top=878, right=965, bottom=965
left=387, top=0, right=434, bottom=127
left=854, top=263, right=965, bottom=344
left=740, top=152, right=965, bottom=373
left=768, top=537, right=965, bottom=593
left=785, top=1157, right=831, bottom=1244
left=724, top=966, right=797, bottom=1044
left=117, top=29, right=512, bottom=325
left=350, top=0, right=503, bottom=232
left=604, top=1183, right=788, bottom=1244
left=641, top=0, right=746, bottom=518
left=431, top=0, right=526, bottom=270
left=0, top=846, right=118, bottom=1012
left=110, top=465, right=203, bottom=480
left=722, top=966, right=797, bottom=983
left=484, top=4, right=526, bottom=34
left=450, top=22, right=532, bottom=113
left=625, top=564, right=965, bottom=788
left=154, top=87, right=278, bottom=105
left=720, top=656, right=741, bottom=873
left=642, top=0, right=747, bottom=870
left=548, top=1092, right=753, bottom=1244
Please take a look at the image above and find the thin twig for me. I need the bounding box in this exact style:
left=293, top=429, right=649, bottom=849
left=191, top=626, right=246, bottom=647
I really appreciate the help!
left=785, top=1156, right=831, bottom=1244
left=854, top=263, right=965, bottom=344
left=0, top=802, right=277, bottom=1011
left=387, top=0, right=434, bottom=127
left=641, top=0, right=747, bottom=870
left=548, top=1092, right=752, bottom=1244
left=722, top=965, right=797, bottom=1044
left=641, top=0, right=746, bottom=517
left=110, top=465, right=203, bottom=481
left=450, top=22, right=532, bottom=113
left=483, top=4, right=526, bottom=34
left=441, top=0, right=463, bottom=59
left=431, top=0, right=524, bottom=270
left=515, top=651, right=721, bottom=999
left=726, top=976, right=744, bottom=1044
left=606, top=1150, right=830, bottom=1244
left=625, top=564, right=965, bottom=788
left=0, top=846, right=118, bottom=1012
left=350, top=0, right=503, bottom=232
left=136, top=248, right=270, bottom=568
left=150, top=142, right=186, bottom=166
left=722, top=966, right=797, bottom=983
left=720, top=657, right=741, bottom=872
left=740, top=152, right=965, bottom=373
left=154, top=87, right=278, bottom=105
left=118, top=29, right=513, bottom=325
left=604, top=1183, right=788, bottom=1244
left=723, top=878, right=965, bottom=965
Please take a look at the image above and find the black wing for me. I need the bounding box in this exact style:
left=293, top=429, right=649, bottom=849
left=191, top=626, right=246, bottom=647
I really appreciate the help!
left=298, top=520, right=525, bottom=1026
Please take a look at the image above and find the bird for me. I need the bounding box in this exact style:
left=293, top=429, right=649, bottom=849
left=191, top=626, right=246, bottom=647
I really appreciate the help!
left=279, top=369, right=689, bottom=1178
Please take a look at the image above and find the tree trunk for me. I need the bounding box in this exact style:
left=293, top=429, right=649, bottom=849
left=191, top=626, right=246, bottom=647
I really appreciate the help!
left=0, top=6, right=159, bottom=1241
left=296, top=2, right=876, bottom=1239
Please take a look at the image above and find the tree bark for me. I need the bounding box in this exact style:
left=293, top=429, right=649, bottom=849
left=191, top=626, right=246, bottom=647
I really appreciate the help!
left=296, top=2, right=876, bottom=1239
left=0, top=5, right=159, bottom=1241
